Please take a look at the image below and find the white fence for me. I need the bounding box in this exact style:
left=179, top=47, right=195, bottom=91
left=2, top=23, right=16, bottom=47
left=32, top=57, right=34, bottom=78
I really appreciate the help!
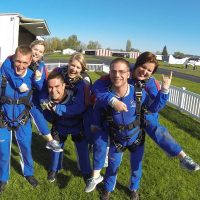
left=168, top=86, right=200, bottom=120
left=45, top=63, right=200, bottom=120
left=45, top=62, right=109, bottom=73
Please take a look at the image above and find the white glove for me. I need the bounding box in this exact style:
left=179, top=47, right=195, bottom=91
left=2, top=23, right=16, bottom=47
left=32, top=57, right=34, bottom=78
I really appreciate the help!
left=19, top=83, right=29, bottom=93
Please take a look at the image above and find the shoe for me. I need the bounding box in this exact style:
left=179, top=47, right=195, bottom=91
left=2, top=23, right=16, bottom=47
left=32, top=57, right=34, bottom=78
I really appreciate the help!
left=85, top=175, right=103, bottom=193
left=25, top=176, right=38, bottom=188
left=0, top=181, right=7, bottom=193
left=46, top=140, right=63, bottom=152
left=47, top=171, right=57, bottom=182
left=130, top=190, right=139, bottom=200
left=180, top=156, right=200, bottom=171
left=100, top=189, right=111, bottom=200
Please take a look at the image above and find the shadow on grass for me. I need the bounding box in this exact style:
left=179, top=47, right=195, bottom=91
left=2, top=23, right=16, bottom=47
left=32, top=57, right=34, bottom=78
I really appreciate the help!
left=31, top=132, right=83, bottom=187
left=160, top=106, right=200, bottom=140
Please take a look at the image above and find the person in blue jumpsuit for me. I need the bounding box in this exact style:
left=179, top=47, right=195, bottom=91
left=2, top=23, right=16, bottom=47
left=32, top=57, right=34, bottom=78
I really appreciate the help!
left=90, top=58, right=166, bottom=200
left=42, top=67, right=91, bottom=183
left=59, top=53, right=93, bottom=146
left=0, top=45, right=44, bottom=192
left=1, top=40, right=62, bottom=152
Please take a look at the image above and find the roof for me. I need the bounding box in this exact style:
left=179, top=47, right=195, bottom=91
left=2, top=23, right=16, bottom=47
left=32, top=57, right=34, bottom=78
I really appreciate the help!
left=0, top=13, right=50, bottom=36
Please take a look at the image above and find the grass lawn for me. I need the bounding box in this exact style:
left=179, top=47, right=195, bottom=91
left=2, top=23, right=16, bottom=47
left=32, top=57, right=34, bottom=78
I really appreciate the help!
left=1, top=72, right=199, bottom=200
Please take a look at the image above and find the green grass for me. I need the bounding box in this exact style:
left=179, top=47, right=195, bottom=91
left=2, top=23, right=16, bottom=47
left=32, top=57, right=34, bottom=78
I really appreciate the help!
left=158, top=61, right=200, bottom=77
left=1, top=73, right=200, bottom=200
left=153, top=74, right=200, bottom=95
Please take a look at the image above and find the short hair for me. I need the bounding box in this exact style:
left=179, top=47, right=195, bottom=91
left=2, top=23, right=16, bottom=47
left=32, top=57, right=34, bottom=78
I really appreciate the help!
left=134, top=52, right=159, bottom=74
left=14, top=45, right=32, bottom=57
left=47, top=70, right=65, bottom=83
left=110, top=58, right=130, bottom=70
left=68, top=52, right=87, bottom=71
left=30, top=40, right=46, bottom=49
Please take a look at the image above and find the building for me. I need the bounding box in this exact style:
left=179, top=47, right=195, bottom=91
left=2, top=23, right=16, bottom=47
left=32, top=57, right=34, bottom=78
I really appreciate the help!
left=0, top=13, right=50, bottom=65
left=62, top=48, right=76, bottom=55
left=83, top=49, right=140, bottom=58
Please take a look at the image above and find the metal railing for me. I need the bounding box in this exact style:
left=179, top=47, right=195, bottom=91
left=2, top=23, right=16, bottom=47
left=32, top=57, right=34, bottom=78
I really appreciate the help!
left=45, top=63, right=200, bottom=120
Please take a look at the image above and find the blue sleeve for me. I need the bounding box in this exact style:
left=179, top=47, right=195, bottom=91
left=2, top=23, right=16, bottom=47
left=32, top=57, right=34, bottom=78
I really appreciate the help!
left=1, top=57, right=24, bottom=88
left=145, top=92, right=169, bottom=113
left=54, top=81, right=86, bottom=116
left=145, top=77, right=169, bottom=112
left=92, top=78, right=115, bottom=105
left=91, top=102, right=103, bottom=127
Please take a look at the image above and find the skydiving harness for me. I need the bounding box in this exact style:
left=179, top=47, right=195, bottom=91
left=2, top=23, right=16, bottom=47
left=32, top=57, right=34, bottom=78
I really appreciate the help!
left=106, top=80, right=147, bottom=152
left=29, top=62, right=39, bottom=73
left=0, top=75, right=33, bottom=131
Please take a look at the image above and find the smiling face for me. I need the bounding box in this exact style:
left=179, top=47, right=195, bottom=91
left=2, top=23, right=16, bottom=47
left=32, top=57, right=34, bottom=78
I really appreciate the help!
left=133, top=62, right=156, bottom=80
left=109, top=61, right=130, bottom=88
left=31, top=44, right=45, bottom=62
left=68, top=59, right=82, bottom=78
left=14, top=51, right=32, bottom=76
left=48, top=78, right=66, bottom=103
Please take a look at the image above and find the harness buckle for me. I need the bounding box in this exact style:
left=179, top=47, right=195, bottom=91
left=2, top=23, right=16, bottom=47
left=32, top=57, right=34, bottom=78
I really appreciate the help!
left=19, top=115, right=29, bottom=126
left=7, top=98, right=13, bottom=104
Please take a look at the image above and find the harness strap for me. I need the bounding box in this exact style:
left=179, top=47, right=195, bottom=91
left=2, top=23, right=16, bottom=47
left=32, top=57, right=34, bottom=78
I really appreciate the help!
left=29, top=62, right=39, bottom=72
left=111, top=130, right=145, bottom=153
left=0, top=75, right=32, bottom=131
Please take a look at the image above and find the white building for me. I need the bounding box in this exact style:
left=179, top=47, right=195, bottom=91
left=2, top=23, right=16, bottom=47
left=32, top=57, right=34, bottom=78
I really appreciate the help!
left=83, top=49, right=139, bottom=58
left=0, top=13, right=50, bottom=65
left=168, top=55, right=189, bottom=64
left=63, top=48, right=76, bottom=55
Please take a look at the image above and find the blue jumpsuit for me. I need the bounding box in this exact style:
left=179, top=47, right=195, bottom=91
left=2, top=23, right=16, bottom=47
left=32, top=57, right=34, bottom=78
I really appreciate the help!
left=1, top=56, right=50, bottom=136
left=92, top=84, right=161, bottom=191
left=92, top=75, right=182, bottom=191
left=0, top=60, right=43, bottom=182
left=42, top=74, right=91, bottom=177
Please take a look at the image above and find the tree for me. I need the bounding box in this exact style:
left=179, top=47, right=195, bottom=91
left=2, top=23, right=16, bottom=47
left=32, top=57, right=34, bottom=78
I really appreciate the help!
left=66, top=35, right=81, bottom=51
left=162, top=45, right=168, bottom=61
left=87, top=41, right=101, bottom=49
left=126, top=40, right=132, bottom=52
left=173, top=51, right=185, bottom=58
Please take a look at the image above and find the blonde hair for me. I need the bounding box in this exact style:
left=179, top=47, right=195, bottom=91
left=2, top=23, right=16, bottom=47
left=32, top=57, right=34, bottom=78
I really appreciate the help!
left=68, top=52, right=87, bottom=71
left=30, top=40, right=46, bottom=49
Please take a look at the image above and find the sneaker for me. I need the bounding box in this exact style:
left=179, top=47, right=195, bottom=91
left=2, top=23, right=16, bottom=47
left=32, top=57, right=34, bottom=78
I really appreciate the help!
left=131, top=190, right=139, bottom=200
left=47, top=171, right=57, bottom=182
left=0, top=181, right=7, bottom=193
left=100, top=189, right=111, bottom=200
left=180, top=156, right=200, bottom=171
left=25, top=176, right=38, bottom=188
left=85, top=175, right=103, bottom=193
left=46, top=140, right=63, bottom=152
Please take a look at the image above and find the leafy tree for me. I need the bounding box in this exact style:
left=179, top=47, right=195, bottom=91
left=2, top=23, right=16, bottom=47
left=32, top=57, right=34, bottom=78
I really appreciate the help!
left=87, top=41, right=101, bottom=49
left=173, top=51, right=185, bottom=58
left=66, top=35, right=81, bottom=51
left=126, top=40, right=132, bottom=52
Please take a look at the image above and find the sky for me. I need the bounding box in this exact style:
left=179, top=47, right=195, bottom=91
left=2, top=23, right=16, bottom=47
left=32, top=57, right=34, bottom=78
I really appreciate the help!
left=1, top=0, right=200, bottom=55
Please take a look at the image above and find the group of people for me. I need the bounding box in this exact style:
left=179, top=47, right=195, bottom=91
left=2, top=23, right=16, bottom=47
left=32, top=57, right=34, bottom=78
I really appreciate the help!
left=0, top=40, right=199, bottom=200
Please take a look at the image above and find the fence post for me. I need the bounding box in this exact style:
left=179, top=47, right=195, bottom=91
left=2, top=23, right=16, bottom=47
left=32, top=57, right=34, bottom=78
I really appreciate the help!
left=179, top=87, right=186, bottom=110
